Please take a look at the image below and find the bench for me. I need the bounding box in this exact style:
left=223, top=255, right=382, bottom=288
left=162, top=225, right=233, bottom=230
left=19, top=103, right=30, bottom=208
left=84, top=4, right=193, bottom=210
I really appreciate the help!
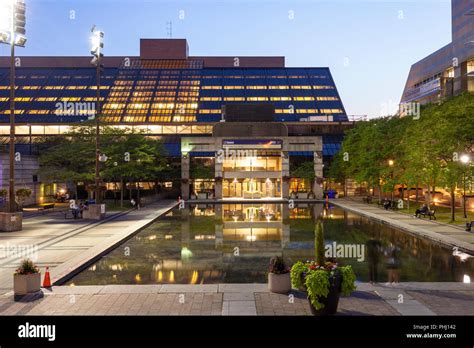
left=38, top=203, right=55, bottom=214
left=417, top=209, right=436, bottom=220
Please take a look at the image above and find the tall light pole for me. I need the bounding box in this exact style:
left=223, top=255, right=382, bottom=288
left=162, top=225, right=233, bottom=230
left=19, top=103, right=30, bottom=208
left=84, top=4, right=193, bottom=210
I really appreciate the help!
left=388, top=159, right=395, bottom=202
left=90, top=27, right=104, bottom=204
left=0, top=0, right=27, bottom=214
left=460, top=154, right=471, bottom=219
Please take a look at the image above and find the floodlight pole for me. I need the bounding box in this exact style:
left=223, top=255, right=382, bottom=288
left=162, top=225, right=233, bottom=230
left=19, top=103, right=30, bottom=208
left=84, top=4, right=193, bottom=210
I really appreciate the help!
left=95, top=50, right=101, bottom=204
left=9, top=3, right=16, bottom=213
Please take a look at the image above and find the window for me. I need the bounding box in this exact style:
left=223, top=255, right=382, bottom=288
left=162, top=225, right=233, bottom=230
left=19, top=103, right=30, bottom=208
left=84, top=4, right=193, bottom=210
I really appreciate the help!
left=270, top=97, right=292, bottom=101
left=294, top=97, right=314, bottom=101
left=316, top=96, right=339, bottom=101
left=313, top=85, right=334, bottom=90
left=320, top=109, right=343, bottom=114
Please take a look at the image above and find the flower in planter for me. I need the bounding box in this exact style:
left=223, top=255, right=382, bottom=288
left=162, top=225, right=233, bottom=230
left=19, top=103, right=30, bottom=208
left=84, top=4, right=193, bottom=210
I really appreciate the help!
left=290, top=220, right=357, bottom=312
left=15, top=259, right=39, bottom=276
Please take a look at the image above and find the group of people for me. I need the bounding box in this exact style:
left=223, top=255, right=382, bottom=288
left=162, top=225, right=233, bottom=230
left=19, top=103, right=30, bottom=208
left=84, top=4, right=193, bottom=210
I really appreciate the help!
left=69, top=200, right=89, bottom=219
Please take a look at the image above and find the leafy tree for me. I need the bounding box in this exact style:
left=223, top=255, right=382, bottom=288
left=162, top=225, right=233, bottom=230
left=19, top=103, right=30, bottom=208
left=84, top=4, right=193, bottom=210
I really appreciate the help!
left=291, top=161, right=315, bottom=193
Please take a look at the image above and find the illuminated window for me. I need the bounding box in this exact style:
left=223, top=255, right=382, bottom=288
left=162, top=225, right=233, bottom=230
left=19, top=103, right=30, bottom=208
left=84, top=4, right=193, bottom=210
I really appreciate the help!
left=291, top=86, right=311, bottom=89
left=316, top=97, right=339, bottom=101
left=66, top=86, right=88, bottom=90
left=313, top=85, right=334, bottom=90
left=268, top=86, right=289, bottom=89
left=247, top=97, right=268, bottom=101
left=270, top=97, right=292, bottom=101
left=296, top=109, right=318, bottom=113
left=60, top=97, right=81, bottom=102
left=224, top=86, right=244, bottom=90
left=246, top=86, right=267, bottom=90
left=320, top=109, right=343, bottom=114
left=201, top=86, right=222, bottom=90
left=200, top=97, right=222, bottom=101
left=224, top=97, right=245, bottom=101
left=35, top=97, right=58, bottom=102
left=43, top=86, right=64, bottom=90
left=199, top=109, right=221, bottom=114
left=294, top=97, right=314, bottom=101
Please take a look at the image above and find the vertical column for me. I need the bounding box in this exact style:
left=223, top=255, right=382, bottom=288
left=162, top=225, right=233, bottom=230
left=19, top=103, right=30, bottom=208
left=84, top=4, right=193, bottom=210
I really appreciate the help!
left=313, top=151, right=324, bottom=199
left=181, top=154, right=190, bottom=199
left=215, top=153, right=223, bottom=199
left=282, top=151, right=290, bottom=199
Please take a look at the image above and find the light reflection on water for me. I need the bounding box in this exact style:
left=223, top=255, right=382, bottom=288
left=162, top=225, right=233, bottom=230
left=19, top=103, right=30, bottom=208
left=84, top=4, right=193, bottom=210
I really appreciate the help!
left=67, top=203, right=474, bottom=285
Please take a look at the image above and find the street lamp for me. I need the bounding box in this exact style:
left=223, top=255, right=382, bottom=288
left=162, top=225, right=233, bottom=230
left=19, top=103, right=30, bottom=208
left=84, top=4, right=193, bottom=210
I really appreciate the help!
left=0, top=0, right=27, bottom=215
left=460, top=154, right=471, bottom=219
left=90, top=26, right=104, bottom=204
left=388, top=159, right=395, bottom=202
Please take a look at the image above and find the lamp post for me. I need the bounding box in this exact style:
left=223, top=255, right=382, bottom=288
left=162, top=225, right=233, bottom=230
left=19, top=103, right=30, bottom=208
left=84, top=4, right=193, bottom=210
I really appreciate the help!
left=460, top=154, right=471, bottom=219
left=90, top=27, right=104, bottom=204
left=0, top=0, right=27, bottom=231
left=388, top=159, right=395, bottom=202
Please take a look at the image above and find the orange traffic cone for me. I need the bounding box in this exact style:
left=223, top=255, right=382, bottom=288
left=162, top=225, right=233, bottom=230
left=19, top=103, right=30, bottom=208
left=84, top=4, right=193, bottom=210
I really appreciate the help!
left=42, top=266, right=51, bottom=288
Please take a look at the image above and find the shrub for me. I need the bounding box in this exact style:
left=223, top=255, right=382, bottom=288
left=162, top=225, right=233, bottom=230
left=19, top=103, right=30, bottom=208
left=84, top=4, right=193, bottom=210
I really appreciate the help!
left=15, top=259, right=39, bottom=275
left=268, top=256, right=289, bottom=274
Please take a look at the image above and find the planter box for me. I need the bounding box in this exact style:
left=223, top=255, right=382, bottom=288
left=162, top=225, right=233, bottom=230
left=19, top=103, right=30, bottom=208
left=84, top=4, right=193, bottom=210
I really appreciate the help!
left=14, top=273, right=41, bottom=296
left=0, top=212, right=23, bottom=232
left=308, top=273, right=342, bottom=316
left=268, top=273, right=291, bottom=294
left=83, top=204, right=106, bottom=220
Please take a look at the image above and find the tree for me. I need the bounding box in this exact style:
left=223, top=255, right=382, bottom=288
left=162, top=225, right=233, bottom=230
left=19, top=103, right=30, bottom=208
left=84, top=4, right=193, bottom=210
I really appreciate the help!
left=38, top=123, right=167, bottom=205
left=15, top=188, right=32, bottom=209
left=291, top=161, right=315, bottom=194
left=315, top=220, right=325, bottom=265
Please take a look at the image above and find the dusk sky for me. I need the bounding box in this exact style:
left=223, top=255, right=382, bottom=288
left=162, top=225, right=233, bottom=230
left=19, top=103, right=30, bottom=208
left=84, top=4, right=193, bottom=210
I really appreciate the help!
left=0, top=0, right=452, bottom=118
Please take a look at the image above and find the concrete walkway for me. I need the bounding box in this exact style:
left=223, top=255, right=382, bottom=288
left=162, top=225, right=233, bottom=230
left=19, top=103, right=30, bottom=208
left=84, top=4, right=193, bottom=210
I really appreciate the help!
left=0, top=200, right=177, bottom=295
left=0, top=282, right=472, bottom=316
left=332, top=198, right=474, bottom=253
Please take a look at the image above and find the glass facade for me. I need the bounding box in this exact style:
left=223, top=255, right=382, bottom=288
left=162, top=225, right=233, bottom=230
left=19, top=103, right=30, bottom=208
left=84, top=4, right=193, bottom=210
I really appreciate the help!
left=0, top=66, right=347, bottom=124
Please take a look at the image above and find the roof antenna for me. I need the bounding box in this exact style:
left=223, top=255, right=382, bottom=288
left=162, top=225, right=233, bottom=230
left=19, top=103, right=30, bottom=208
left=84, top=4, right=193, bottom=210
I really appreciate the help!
left=166, top=21, right=172, bottom=38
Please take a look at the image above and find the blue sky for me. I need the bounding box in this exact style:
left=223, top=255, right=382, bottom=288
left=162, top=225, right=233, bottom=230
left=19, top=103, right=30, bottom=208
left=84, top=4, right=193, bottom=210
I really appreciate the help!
left=0, top=0, right=452, bottom=118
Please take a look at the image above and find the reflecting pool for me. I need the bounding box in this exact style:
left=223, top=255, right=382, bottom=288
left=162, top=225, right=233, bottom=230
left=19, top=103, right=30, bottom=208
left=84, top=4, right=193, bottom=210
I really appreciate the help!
left=67, top=203, right=474, bottom=285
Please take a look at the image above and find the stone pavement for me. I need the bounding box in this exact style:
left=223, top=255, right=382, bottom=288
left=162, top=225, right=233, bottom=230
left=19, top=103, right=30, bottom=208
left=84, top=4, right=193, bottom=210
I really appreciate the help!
left=0, top=200, right=177, bottom=295
left=332, top=199, right=474, bottom=253
left=0, top=282, right=472, bottom=316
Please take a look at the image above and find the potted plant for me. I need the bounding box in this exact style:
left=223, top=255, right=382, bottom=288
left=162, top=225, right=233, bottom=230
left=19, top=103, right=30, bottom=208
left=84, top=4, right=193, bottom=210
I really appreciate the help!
left=13, top=259, right=42, bottom=298
left=15, top=188, right=32, bottom=210
left=290, top=220, right=356, bottom=315
left=268, top=256, right=291, bottom=294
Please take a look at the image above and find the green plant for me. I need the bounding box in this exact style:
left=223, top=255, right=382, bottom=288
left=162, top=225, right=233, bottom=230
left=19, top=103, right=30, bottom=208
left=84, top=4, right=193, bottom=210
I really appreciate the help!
left=291, top=260, right=357, bottom=310
left=15, top=259, right=39, bottom=275
left=0, top=189, right=7, bottom=198
left=268, top=256, right=289, bottom=274
left=305, top=269, right=330, bottom=310
left=315, top=220, right=325, bottom=265
left=15, top=188, right=32, bottom=208
left=290, top=261, right=307, bottom=289
left=340, top=265, right=357, bottom=295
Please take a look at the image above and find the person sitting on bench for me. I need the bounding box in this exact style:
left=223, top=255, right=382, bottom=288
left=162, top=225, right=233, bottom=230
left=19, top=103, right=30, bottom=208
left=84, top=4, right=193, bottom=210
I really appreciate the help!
left=415, top=204, right=429, bottom=218
left=383, top=199, right=391, bottom=210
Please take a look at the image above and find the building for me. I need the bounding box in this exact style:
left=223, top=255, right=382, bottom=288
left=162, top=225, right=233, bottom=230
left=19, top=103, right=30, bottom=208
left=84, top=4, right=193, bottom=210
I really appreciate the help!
left=401, top=0, right=474, bottom=105
left=0, top=38, right=352, bottom=201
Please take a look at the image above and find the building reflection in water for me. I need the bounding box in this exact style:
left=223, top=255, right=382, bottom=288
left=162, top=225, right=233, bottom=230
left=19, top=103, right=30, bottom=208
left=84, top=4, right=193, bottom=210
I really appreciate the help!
left=67, top=203, right=474, bottom=285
